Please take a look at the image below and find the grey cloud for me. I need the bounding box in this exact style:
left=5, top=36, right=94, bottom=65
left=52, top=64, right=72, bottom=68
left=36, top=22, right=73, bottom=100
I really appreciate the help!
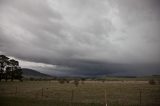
left=0, top=0, right=160, bottom=76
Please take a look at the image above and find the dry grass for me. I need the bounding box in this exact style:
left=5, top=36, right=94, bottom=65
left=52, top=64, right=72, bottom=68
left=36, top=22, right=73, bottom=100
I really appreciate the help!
left=0, top=80, right=160, bottom=106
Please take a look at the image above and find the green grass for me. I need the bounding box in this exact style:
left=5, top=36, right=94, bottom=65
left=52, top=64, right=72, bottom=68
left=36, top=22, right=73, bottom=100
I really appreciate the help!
left=0, top=80, right=160, bottom=106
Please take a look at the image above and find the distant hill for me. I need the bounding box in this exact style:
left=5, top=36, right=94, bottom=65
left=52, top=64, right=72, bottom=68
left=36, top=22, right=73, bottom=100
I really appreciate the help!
left=22, top=68, right=52, bottom=78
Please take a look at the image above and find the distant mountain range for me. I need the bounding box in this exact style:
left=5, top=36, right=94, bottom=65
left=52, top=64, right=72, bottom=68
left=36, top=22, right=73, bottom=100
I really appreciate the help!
left=22, top=68, right=52, bottom=78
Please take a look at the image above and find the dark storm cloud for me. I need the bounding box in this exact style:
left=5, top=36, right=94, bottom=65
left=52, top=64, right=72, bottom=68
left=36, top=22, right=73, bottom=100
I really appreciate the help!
left=0, top=0, right=160, bottom=76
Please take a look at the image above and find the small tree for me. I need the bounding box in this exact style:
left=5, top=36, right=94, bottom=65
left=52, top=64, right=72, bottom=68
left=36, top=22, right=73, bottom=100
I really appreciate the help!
left=81, top=78, right=86, bottom=84
left=101, top=79, right=105, bottom=83
left=148, top=79, right=156, bottom=85
left=58, top=79, right=65, bottom=84
left=74, top=79, right=79, bottom=87
left=66, top=79, right=70, bottom=83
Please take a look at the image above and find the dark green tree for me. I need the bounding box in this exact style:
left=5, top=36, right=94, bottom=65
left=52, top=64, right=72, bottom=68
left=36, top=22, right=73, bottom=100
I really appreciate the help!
left=0, top=55, right=23, bottom=81
left=14, top=68, right=23, bottom=81
left=9, top=59, right=19, bottom=81
left=5, top=67, right=10, bottom=82
left=0, top=55, right=9, bottom=81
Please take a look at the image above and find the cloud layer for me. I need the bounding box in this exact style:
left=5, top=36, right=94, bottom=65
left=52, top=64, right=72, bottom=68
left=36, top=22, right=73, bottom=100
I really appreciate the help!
left=0, top=0, right=160, bottom=76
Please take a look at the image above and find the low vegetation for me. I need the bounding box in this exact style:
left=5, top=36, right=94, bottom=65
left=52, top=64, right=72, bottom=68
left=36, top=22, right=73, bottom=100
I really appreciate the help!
left=0, top=55, right=22, bottom=81
left=148, top=79, right=156, bottom=85
left=0, top=80, right=160, bottom=106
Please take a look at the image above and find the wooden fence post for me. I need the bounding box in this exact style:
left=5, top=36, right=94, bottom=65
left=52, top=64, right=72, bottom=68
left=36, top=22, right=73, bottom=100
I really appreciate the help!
left=139, top=89, right=142, bottom=106
left=70, top=89, right=74, bottom=106
left=71, top=89, right=74, bottom=102
left=105, top=89, right=107, bottom=106
left=15, top=86, right=17, bottom=96
left=41, top=88, right=44, bottom=97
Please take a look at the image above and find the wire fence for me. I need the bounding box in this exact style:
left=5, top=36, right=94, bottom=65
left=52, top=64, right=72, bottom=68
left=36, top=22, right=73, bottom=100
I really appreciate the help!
left=0, top=85, right=160, bottom=106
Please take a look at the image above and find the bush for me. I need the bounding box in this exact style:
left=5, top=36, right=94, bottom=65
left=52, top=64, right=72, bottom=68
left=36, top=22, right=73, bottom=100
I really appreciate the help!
left=81, top=78, right=86, bottom=84
left=148, top=79, right=156, bottom=85
left=58, top=79, right=65, bottom=84
left=66, top=79, right=70, bottom=83
left=74, top=79, right=79, bottom=87
left=101, top=79, right=105, bottom=83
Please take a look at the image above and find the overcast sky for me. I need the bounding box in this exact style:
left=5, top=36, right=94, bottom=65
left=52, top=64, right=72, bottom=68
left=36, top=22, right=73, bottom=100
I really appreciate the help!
left=0, top=0, right=160, bottom=76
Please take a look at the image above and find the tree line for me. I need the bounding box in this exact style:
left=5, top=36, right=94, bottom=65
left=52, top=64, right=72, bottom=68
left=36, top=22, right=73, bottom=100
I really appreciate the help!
left=0, top=55, right=23, bottom=81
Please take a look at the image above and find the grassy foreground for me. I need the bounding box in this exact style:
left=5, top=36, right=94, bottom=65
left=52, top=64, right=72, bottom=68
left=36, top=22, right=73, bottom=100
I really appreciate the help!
left=0, top=80, right=160, bottom=106
left=0, top=96, right=102, bottom=106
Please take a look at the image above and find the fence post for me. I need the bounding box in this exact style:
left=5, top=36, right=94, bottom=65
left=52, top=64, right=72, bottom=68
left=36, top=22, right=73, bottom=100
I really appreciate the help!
left=139, top=89, right=142, bottom=106
left=71, top=89, right=74, bottom=102
left=15, top=86, right=17, bottom=96
left=41, top=88, right=44, bottom=97
left=105, top=89, right=107, bottom=106
left=70, top=89, right=74, bottom=106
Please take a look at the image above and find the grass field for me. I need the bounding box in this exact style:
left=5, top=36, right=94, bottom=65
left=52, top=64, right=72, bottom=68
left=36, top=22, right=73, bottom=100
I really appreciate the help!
left=0, top=80, right=160, bottom=106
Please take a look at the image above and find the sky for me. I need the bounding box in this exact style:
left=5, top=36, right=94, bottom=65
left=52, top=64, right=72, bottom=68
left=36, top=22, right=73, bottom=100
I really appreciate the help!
left=0, top=0, right=160, bottom=76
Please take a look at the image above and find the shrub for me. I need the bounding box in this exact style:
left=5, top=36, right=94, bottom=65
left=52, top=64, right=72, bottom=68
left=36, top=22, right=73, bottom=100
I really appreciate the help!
left=74, top=79, right=79, bottom=87
left=58, top=79, right=65, bottom=84
left=81, top=78, right=86, bottom=84
left=66, top=79, right=70, bottom=83
left=148, top=79, right=156, bottom=85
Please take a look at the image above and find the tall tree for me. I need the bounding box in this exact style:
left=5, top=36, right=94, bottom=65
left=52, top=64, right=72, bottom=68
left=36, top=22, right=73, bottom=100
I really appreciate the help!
left=14, top=68, right=23, bottom=81
left=9, top=59, right=21, bottom=81
left=0, top=55, right=23, bottom=81
left=0, top=55, right=9, bottom=81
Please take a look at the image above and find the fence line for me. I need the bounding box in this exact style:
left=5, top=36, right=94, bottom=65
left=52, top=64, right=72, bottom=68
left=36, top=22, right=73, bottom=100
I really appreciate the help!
left=139, top=89, right=142, bottom=106
left=1, top=87, right=159, bottom=106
